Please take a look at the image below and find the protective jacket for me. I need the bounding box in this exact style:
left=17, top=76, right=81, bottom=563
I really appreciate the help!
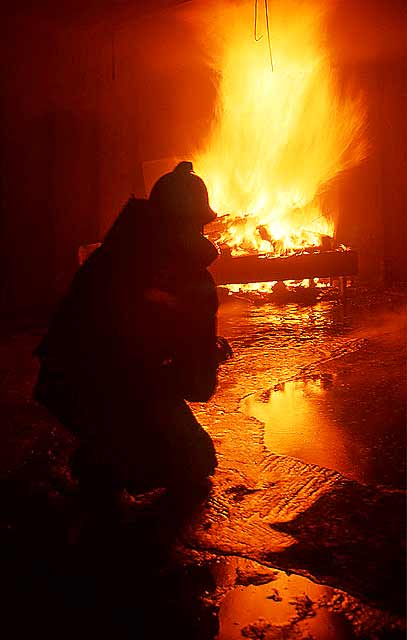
left=34, top=197, right=220, bottom=489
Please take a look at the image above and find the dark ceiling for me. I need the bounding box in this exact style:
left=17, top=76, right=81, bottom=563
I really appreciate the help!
left=3, top=1, right=193, bottom=25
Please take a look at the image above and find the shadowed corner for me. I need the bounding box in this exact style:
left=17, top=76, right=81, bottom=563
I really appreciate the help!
left=0, top=451, right=219, bottom=640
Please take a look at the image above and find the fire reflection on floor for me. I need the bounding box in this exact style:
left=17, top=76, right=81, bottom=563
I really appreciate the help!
left=241, top=376, right=358, bottom=480
left=240, top=370, right=405, bottom=487
left=217, top=294, right=407, bottom=489
left=217, top=560, right=385, bottom=640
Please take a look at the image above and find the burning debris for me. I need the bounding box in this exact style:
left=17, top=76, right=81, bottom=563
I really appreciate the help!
left=207, top=216, right=357, bottom=301
left=84, top=0, right=368, bottom=302
left=206, top=214, right=339, bottom=259
left=184, top=0, right=367, bottom=295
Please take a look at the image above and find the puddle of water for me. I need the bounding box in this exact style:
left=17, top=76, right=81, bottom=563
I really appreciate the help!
left=218, top=570, right=360, bottom=640
left=241, top=373, right=406, bottom=487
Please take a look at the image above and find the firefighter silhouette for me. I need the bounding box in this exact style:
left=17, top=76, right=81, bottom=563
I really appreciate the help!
left=34, top=162, right=231, bottom=513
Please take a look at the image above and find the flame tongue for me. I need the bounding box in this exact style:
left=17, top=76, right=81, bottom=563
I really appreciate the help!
left=192, top=0, right=367, bottom=257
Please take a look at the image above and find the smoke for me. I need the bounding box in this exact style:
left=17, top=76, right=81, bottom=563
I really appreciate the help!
left=350, top=300, right=407, bottom=343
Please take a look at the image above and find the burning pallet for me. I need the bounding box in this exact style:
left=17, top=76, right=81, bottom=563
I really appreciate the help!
left=209, top=248, right=358, bottom=287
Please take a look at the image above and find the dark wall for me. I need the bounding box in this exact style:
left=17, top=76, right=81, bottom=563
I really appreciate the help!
left=0, top=2, right=215, bottom=319
left=0, top=0, right=405, bottom=322
left=1, top=11, right=105, bottom=316
left=328, top=0, right=407, bottom=286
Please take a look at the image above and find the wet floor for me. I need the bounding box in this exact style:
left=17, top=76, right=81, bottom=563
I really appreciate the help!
left=188, top=289, right=406, bottom=638
left=218, top=293, right=406, bottom=488
left=241, top=368, right=405, bottom=488
left=0, top=288, right=405, bottom=639
left=216, top=560, right=393, bottom=640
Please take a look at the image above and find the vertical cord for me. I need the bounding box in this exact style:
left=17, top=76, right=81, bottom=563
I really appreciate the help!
left=254, top=0, right=263, bottom=41
left=264, top=0, right=274, bottom=70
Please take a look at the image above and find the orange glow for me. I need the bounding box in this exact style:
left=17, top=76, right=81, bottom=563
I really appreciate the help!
left=242, top=377, right=360, bottom=480
left=192, top=0, right=367, bottom=257
left=227, top=278, right=328, bottom=294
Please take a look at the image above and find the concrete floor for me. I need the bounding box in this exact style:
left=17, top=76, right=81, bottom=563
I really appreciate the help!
left=0, top=287, right=405, bottom=639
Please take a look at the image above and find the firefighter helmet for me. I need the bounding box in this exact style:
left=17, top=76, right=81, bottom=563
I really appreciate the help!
left=149, top=161, right=217, bottom=226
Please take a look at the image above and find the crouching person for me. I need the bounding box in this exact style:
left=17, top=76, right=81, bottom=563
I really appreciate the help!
left=34, top=162, right=231, bottom=519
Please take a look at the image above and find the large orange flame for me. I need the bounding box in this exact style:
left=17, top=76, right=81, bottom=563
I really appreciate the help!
left=191, top=0, right=367, bottom=256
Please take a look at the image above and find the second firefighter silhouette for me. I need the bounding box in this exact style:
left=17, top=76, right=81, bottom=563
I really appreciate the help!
left=34, top=161, right=231, bottom=499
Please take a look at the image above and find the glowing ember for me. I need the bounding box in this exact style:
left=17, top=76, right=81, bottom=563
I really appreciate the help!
left=192, top=0, right=367, bottom=257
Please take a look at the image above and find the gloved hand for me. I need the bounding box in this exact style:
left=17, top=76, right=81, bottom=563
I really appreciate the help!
left=216, top=336, right=233, bottom=365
